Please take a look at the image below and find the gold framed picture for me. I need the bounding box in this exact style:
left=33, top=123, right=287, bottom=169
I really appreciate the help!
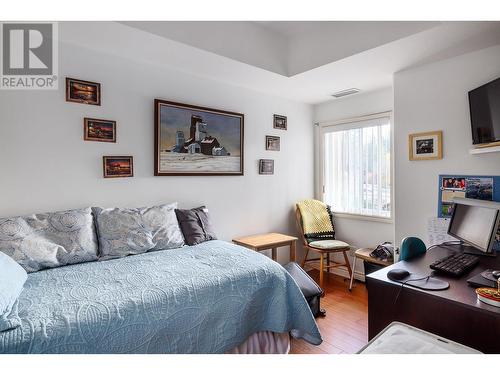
left=409, top=131, right=443, bottom=161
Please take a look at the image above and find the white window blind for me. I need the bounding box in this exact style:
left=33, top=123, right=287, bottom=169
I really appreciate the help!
left=322, top=114, right=391, bottom=218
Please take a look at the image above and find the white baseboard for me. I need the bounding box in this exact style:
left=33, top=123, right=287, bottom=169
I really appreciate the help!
left=303, top=260, right=366, bottom=282
left=331, top=267, right=365, bottom=282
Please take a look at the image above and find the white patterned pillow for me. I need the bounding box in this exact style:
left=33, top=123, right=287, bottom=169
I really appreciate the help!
left=0, top=208, right=99, bottom=273
left=92, top=203, right=185, bottom=260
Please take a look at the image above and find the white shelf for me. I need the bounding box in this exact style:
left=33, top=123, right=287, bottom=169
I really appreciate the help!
left=469, top=145, right=500, bottom=155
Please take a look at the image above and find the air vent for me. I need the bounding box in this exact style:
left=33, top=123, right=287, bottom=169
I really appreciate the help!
left=331, top=88, right=360, bottom=98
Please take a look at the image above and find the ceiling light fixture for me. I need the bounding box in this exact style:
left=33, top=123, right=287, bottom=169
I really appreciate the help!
left=331, top=88, right=360, bottom=98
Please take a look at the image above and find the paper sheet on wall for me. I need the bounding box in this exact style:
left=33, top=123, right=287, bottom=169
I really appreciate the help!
left=427, top=217, right=455, bottom=247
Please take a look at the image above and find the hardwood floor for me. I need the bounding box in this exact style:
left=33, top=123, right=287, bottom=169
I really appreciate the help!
left=290, top=270, right=368, bottom=354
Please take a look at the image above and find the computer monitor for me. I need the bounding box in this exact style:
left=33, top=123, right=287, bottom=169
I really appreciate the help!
left=448, top=197, right=500, bottom=254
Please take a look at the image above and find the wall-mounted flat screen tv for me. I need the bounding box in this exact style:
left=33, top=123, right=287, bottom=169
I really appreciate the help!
left=468, top=77, right=500, bottom=145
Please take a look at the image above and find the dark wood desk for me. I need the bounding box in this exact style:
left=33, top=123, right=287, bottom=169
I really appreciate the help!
left=366, top=245, right=500, bottom=353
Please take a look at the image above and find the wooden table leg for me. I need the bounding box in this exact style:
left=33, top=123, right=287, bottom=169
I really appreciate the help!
left=290, top=240, right=296, bottom=262
left=349, top=255, right=357, bottom=291
left=301, top=247, right=309, bottom=268
left=319, top=253, right=324, bottom=289
left=272, top=248, right=277, bottom=261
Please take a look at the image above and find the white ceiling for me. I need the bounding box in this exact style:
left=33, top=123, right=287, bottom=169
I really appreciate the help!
left=119, top=21, right=290, bottom=76
left=255, top=21, right=334, bottom=37
left=120, top=21, right=441, bottom=76
left=60, top=21, right=500, bottom=104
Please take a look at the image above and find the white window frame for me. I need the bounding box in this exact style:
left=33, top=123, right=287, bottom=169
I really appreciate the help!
left=318, top=111, right=394, bottom=223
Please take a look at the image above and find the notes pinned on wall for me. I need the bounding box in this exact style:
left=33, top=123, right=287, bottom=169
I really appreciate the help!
left=427, top=217, right=455, bottom=247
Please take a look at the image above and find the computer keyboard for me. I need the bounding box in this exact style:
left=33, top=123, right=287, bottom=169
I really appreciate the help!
left=430, top=252, right=479, bottom=277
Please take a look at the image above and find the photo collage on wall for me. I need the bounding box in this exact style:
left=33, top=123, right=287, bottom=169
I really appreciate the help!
left=440, top=176, right=493, bottom=217
left=439, top=175, right=494, bottom=218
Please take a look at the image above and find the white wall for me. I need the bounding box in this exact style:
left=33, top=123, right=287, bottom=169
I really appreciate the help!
left=394, top=45, right=500, bottom=246
left=313, top=88, right=395, bottom=278
left=0, top=31, right=314, bottom=264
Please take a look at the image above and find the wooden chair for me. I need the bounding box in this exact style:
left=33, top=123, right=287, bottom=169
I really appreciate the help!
left=295, top=206, right=353, bottom=290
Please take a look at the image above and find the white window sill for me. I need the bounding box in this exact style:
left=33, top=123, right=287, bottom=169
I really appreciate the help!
left=332, top=212, right=394, bottom=224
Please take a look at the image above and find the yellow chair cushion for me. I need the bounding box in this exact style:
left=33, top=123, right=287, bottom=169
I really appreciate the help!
left=308, top=240, right=350, bottom=250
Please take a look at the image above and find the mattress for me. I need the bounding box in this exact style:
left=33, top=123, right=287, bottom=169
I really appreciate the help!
left=0, top=240, right=321, bottom=353
left=358, top=322, right=481, bottom=354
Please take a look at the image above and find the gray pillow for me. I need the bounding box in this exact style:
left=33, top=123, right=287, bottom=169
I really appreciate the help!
left=0, top=208, right=98, bottom=273
left=0, top=252, right=27, bottom=331
left=175, top=206, right=217, bottom=246
left=92, top=203, right=185, bottom=260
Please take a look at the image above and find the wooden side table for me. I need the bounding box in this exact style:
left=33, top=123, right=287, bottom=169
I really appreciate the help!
left=349, top=247, right=392, bottom=291
left=232, top=232, right=297, bottom=262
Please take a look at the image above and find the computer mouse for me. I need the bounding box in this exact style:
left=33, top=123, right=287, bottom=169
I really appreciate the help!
left=492, top=270, right=500, bottom=279
left=387, top=269, right=411, bottom=281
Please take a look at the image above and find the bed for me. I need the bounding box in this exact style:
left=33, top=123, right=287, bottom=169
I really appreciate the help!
left=0, top=240, right=322, bottom=354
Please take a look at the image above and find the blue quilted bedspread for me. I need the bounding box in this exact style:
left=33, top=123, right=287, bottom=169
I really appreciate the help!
left=0, top=240, right=321, bottom=353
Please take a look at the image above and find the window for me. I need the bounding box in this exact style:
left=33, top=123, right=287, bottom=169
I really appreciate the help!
left=321, top=113, right=392, bottom=219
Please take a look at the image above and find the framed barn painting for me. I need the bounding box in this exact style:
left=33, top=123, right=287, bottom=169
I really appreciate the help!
left=154, top=99, right=244, bottom=176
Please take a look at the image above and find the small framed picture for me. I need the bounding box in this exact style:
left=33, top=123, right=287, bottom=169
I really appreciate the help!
left=259, top=159, right=274, bottom=175
left=265, top=135, right=280, bottom=151
left=103, top=156, right=133, bottom=178
left=409, top=131, right=442, bottom=160
left=84, top=118, right=116, bottom=143
left=66, top=77, right=101, bottom=106
left=273, top=114, right=287, bottom=130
